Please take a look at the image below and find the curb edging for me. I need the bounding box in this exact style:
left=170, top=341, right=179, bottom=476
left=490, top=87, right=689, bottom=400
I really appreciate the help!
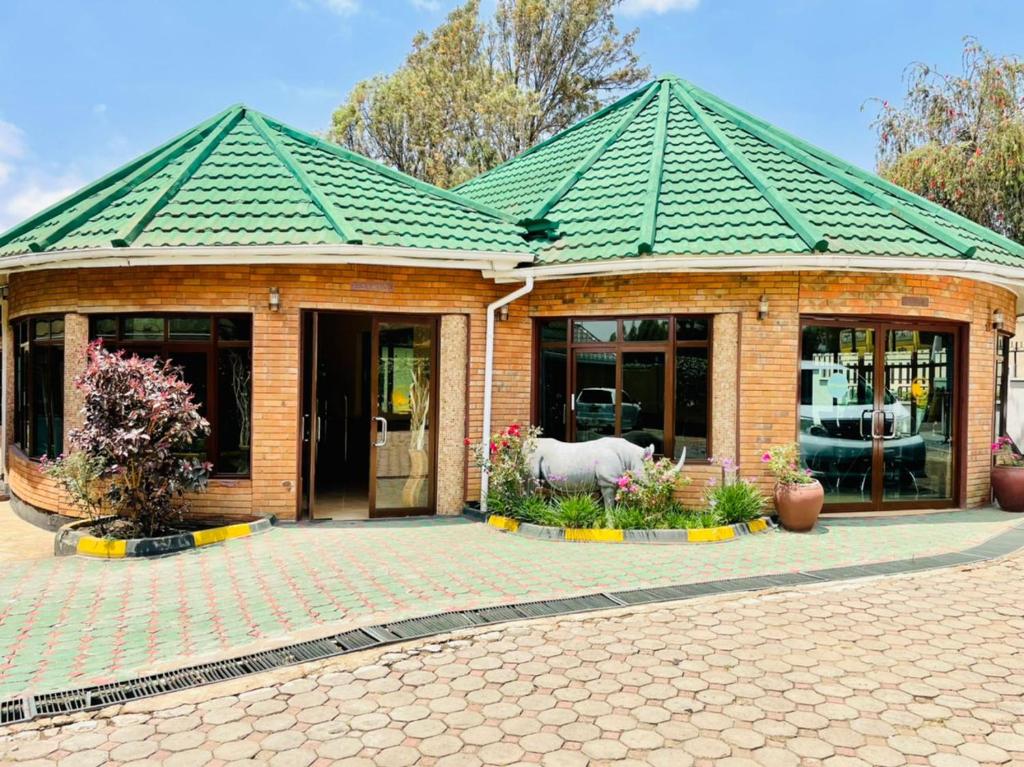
left=55, top=514, right=278, bottom=558
left=465, top=507, right=774, bottom=543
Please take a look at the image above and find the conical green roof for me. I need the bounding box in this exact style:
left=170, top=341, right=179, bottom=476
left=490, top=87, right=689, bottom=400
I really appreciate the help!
left=0, top=106, right=531, bottom=259
left=457, top=75, right=1024, bottom=267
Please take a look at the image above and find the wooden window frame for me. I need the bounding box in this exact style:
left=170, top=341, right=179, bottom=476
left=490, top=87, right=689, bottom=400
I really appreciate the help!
left=13, top=314, right=65, bottom=459
left=89, top=313, right=252, bottom=478
left=532, top=315, right=712, bottom=461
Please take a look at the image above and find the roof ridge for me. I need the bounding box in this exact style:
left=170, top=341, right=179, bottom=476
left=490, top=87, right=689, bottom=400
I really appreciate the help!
left=110, top=110, right=243, bottom=247
left=454, top=83, right=653, bottom=193
left=251, top=110, right=523, bottom=227
left=0, top=105, right=242, bottom=250
left=670, top=82, right=828, bottom=253
left=686, top=81, right=1024, bottom=259
left=525, top=81, right=660, bottom=224
left=246, top=112, right=363, bottom=245
left=637, top=83, right=671, bottom=254
left=680, top=82, right=977, bottom=259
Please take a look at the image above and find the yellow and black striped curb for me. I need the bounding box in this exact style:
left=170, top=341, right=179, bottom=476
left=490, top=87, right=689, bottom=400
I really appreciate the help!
left=468, top=509, right=774, bottom=543
left=55, top=515, right=277, bottom=558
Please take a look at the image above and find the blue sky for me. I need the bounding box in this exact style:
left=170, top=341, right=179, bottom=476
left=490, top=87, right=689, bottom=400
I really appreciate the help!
left=0, top=0, right=1021, bottom=231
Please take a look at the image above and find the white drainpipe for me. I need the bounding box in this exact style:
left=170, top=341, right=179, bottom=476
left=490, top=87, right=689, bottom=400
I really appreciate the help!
left=481, top=276, right=534, bottom=512
left=1, top=288, right=7, bottom=488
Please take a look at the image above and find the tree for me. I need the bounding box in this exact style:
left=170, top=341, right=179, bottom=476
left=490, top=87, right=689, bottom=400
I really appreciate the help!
left=330, top=0, right=648, bottom=187
left=43, top=342, right=211, bottom=537
left=869, top=37, right=1024, bottom=242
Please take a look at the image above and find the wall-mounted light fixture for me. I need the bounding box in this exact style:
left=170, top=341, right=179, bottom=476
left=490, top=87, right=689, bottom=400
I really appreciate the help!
left=268, top=286, right=281, bottom=312
left=758, top=293, right=769, bottom=321
left=498, top=304, right=510, bottom=321
left=0, top=285, right=8, bottom=301
left=993, top=307, right=1005, bottom=331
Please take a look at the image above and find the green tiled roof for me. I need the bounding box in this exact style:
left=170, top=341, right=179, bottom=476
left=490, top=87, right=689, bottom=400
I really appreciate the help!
left=457, top=75, right=1024, bottom=267
left=0, top=106, right=532, bottom=258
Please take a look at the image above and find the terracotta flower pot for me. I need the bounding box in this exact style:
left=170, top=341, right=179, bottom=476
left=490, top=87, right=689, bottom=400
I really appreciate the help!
left=774, top=480, right=824, bottom=532
left=991, top=465, right=1024, bottom=512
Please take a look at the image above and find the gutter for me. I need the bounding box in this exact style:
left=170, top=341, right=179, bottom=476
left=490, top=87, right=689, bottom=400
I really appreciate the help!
left=480, top=276, right=534, bottom=512
left=0, top=243, right=532, bottom=276
left=483, top=253, right=1024, bottom=291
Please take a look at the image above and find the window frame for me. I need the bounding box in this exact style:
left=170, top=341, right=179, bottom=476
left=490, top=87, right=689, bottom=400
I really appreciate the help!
left=89, top=313, right=252, bottom=478
left=12, top=314, right=66, bottom=459
left=532, top=315, right=712, bottom=460
left=994, top=331, right=1012, bottom=444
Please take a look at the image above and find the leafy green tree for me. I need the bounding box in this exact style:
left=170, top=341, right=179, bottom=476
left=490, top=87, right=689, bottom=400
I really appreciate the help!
left=869, top=37, right=1024, bottom=241
left=330, top=0, right=648, bottom=188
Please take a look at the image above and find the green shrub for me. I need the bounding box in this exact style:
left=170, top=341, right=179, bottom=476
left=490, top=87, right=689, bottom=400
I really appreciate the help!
left=614, top=457, right=689, bottom=518
left=608, top=505, right=651, bottom=530
left=518, top=494, right=559, bottom=526
left=554, top=493, right=604, bottom=529
left=663, top=509, right=720, bottom=529
left=705, top=478, right=766, bottom=525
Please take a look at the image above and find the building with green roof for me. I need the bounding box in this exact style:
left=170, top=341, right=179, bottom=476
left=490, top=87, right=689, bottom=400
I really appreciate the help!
left=0, top=77, right=1020, bottom=522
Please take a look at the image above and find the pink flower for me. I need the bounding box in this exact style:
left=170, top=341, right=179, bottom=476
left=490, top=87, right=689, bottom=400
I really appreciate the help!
left=761, top=452, right=771, bottom=462
left=617, top=476, right=630, bottom=488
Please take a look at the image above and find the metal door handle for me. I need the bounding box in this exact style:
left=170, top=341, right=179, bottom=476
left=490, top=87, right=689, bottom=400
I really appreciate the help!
left=373, top=416, right=388, bottom=447
left=316, top=416, right=323, bottom=443
left=571, top=394, right=576, bottom=411
left=871, top=410, right=884, bottom=440
left=302, top=414, right=310, bottom=442
left=859, top=408, right=873, bottom=438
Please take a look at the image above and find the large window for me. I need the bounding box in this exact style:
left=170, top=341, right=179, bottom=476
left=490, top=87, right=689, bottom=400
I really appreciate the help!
left=13, top=316, right=65, bottom=458
left=995, top=332, right=1011, bottom=441
left=536, top=316, right=710, bottom=460
left=90, top=314, right=252, bottom=476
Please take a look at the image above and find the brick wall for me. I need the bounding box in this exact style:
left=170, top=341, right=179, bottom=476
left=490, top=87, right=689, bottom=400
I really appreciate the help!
left=5, top=265, right=1015, bottom=518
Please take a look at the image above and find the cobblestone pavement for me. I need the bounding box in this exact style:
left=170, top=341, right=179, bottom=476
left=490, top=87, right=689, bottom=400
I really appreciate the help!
left=3, top=547, right=1023, bottom=766
left=0, top=509, right=1021, bottom=701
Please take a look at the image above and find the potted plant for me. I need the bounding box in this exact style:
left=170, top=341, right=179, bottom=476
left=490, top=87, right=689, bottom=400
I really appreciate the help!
left=763, top=443, right=823, bottom=532
left=991, top=436, right=1024, bottom=512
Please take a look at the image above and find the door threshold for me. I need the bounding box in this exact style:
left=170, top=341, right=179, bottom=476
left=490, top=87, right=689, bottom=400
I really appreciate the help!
left=825, top=507, right=962, bottom=519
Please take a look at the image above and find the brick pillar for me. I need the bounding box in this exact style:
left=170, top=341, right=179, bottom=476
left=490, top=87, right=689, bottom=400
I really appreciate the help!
left=712, top=312, right=739, bottom=462
left=62, top=312, right=89, bottom=448
left=437, top=314, right=468, bottom=514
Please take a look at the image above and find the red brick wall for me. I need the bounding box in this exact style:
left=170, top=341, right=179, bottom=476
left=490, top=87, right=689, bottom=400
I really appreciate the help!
left=6, top=265, right=1015, bottom=517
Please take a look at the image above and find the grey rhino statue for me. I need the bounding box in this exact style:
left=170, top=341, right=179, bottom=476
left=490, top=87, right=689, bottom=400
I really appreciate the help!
left=528, top=437, right=686, bottom=511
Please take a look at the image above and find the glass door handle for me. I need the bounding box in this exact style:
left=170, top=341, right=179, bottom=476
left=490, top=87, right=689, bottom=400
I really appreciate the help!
left=859, top=409, right=874, bottom=438
left=373, top=416, right=388, bottom=447
left=871, top=410, right=885, bottom=440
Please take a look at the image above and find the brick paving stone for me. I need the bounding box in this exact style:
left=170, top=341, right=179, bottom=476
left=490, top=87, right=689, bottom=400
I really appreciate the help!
left=4, top=545, right=1024, bottom=767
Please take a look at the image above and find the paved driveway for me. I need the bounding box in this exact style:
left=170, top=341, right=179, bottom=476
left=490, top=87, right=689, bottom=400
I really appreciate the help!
left=0, top=506, right=1021, bottom=700
left=3, top=537, right=1023, bottom=766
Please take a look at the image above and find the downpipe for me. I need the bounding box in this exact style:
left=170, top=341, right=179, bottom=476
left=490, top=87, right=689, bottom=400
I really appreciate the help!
left=481, top=276, right=534, bottom=512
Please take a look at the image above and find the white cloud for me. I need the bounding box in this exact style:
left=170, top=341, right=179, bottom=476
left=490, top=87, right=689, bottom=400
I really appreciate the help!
left=2, top=175, right=80, bottom=224
left=619, top=0, right=700, bottom=15
left=0, top=120, right=25, bottom=160
left=410, top=0, right=442, bottom=10
left=92, top=103, right=108, bottom=116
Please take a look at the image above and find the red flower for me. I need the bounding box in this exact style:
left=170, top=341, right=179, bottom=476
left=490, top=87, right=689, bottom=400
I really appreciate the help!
left=507, top=423, right=521, bottom=437
left=463, top=437, right=472, bottom=446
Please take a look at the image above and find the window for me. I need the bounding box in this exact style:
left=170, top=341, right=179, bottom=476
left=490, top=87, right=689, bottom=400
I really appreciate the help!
left=90, top=314, right=252, bottom=476
left=536, top=316, right=711, bottom=460
left=13, top=316, right=65, bottom=459
left=995, top=332, right=1011, bottom=441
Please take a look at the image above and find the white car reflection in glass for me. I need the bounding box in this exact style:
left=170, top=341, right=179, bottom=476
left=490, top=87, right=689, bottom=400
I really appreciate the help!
left=799, top=361, right=926, bottom=497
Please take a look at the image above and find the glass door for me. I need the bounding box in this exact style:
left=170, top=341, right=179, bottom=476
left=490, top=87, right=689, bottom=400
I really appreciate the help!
left=800, top=320, right=959, bottom=510
left=370, top=318, right=436, bottom=517
left=881, top=329, right=955, bottom=504
left=572, top=349, right=617, bottom=442
left=800, top=325, right=877, bottom=508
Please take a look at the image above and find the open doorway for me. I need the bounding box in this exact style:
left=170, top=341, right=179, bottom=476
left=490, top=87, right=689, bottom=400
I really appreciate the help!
left=301, top=311, right=437, bottom=520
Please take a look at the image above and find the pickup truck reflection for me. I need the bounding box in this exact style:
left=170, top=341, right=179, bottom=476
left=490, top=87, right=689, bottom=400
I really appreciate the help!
left=800, top=361, right=926, bottom=492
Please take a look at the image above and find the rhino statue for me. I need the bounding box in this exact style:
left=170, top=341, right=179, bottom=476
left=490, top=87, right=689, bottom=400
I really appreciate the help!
left=528, top=437, right=686, bottom=511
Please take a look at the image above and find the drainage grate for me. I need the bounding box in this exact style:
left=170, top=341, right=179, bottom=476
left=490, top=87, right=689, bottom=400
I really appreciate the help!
left=3, top=521, right=1023, bottom=728
left=0, top=696, right=30, bottom=725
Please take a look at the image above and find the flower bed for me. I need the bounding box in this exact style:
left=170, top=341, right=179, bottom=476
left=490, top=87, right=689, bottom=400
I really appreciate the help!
left=470, top=424, right=770, bottom=533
